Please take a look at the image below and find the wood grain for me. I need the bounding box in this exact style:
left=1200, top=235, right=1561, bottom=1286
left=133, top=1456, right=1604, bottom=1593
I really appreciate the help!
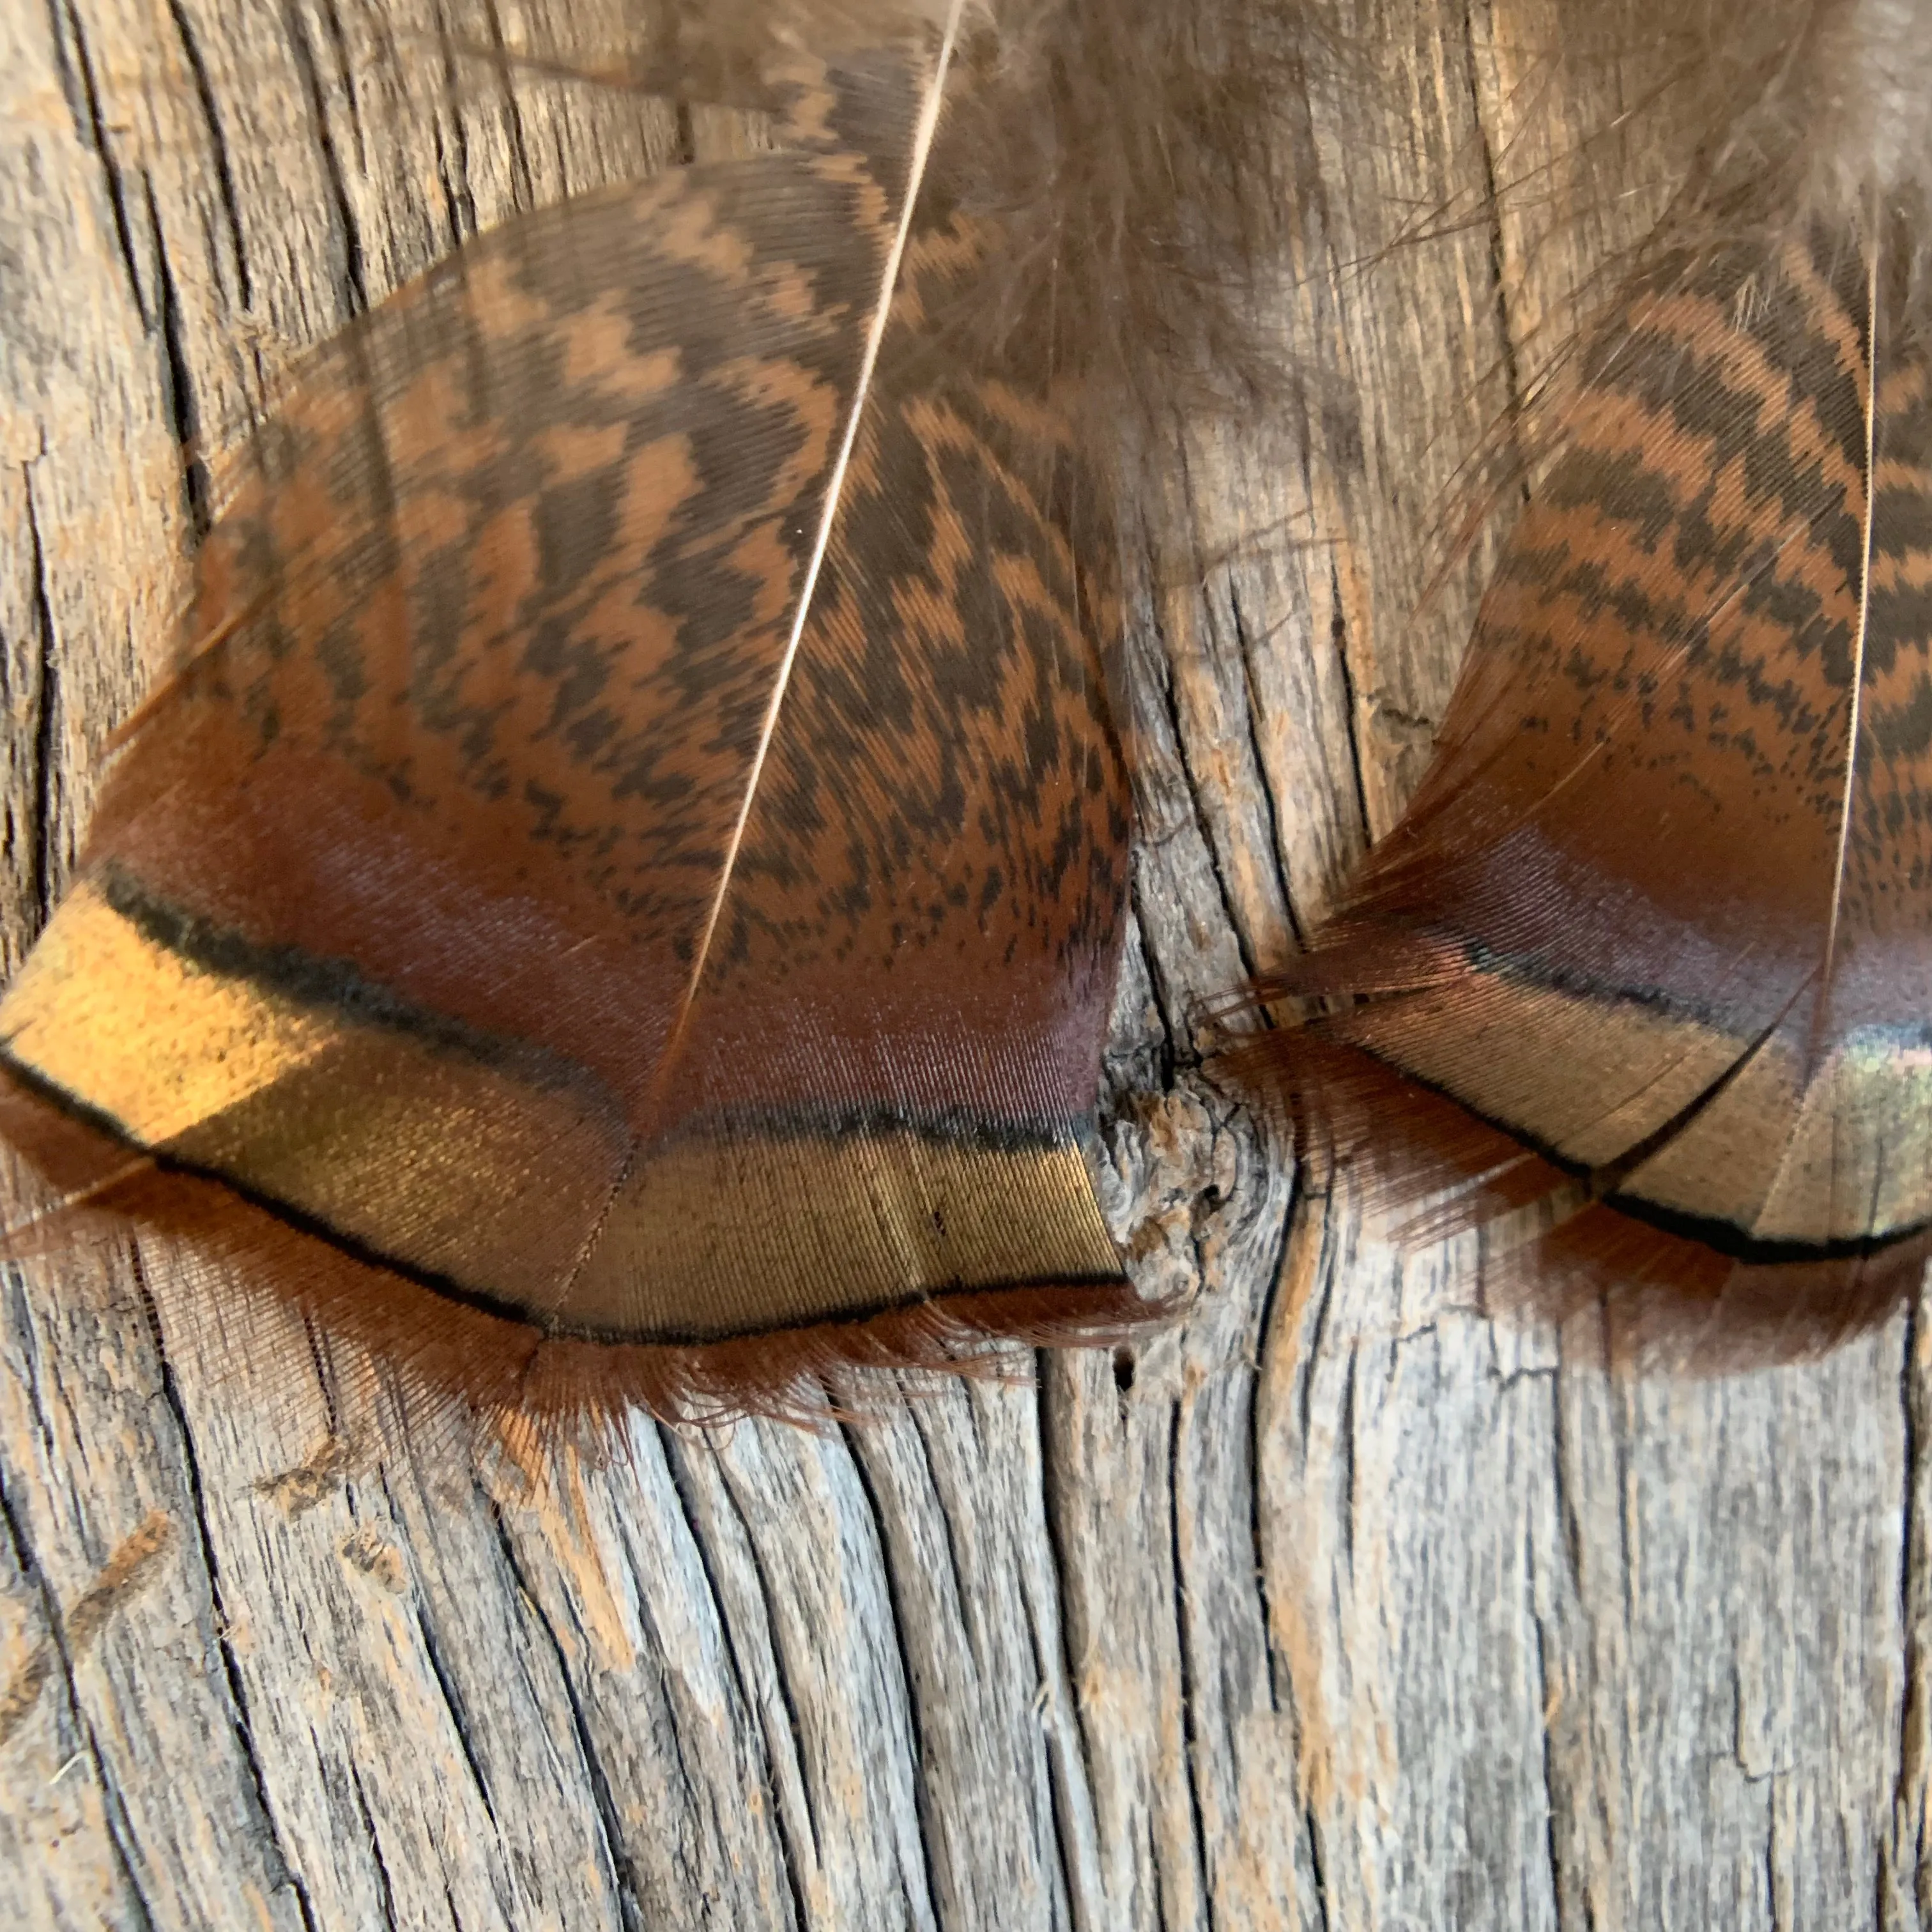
left=0, top=3, right=1921, bottom=1928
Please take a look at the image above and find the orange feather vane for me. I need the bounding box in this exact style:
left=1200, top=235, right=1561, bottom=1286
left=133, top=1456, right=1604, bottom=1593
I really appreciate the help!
left=0, top=0, right=1302, bottom=1438
left=1233, top=0, right=1932, bottom=1363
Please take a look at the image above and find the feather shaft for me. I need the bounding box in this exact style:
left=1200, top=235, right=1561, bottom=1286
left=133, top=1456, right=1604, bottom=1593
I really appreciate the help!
left=672, top=3, right=963, bottom=1040
left=1818, top=227, right=1884, bottom=1046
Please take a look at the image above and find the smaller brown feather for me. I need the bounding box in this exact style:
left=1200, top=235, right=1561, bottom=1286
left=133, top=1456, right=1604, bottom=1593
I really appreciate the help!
left=1229, top=0, right=1932, bottom=1367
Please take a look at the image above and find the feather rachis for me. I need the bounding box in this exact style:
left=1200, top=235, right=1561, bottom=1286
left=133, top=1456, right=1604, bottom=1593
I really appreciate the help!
left=1816, top=226, right=1885, bottom=1058
left=669, top=8, right=964, bottom=1035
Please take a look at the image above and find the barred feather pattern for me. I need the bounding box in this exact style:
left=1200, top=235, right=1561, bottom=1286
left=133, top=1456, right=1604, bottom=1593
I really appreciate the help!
left=13, top=0, right=1932, bottom=1420
left=1239, top=0, right=1932, bottom=1361
left=0, top=26, right=1172, bottom=1436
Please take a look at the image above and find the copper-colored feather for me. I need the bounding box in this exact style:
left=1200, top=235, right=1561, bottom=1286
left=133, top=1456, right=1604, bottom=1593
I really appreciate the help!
left=1238, top=0, right=1932, bottom=1359
left=0, top=24, right=1166, bottom=1431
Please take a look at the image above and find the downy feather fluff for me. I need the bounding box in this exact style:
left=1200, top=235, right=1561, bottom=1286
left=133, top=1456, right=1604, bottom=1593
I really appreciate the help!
left=1238, top=0, right=1932, bottom=1363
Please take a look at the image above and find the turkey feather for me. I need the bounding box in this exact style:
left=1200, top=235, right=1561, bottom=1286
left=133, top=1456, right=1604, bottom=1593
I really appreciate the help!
left=0, top=15, right=1177, bottom=1434
left=1238, top=0, right=1932, bottom=1361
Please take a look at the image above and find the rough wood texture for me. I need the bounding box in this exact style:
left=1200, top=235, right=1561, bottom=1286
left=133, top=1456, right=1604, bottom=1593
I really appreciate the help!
left=0, top=3, right=1920, bottom=1927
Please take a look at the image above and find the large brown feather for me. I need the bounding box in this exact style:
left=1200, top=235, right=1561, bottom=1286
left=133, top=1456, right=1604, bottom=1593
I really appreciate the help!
left=0, top=24, right=1163, bottom=1434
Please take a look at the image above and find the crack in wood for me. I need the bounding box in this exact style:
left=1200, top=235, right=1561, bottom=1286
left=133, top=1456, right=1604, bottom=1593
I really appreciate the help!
left=19, top=469, right=59, bottom=937
left=1246, top=1186, right=1298, bottom=1719
left=1522, top=1489, right=1570, bottom=1929
left=160, top=0, right=253, bottom=311
left=282, top=0, right=370, bottom=314
left=142, top=173, right=211, bottom=533
left=1890, top=1291, right=1926, bottom=1920
left=1164, top=1395, right=1216, bottom=1932
left=346, top=1758, right=403, bottom=1932
left=836, top=1423, right=946, bottom=1929
left=484, top=1495, right=645, bottom=1932
left=1324, top=558, right=1376, bottom=857
left=647, top=1427, right=805, bottom=1932
left=709, top=1457, right=825, bottom=1870
left=1223, top=578, right=1303, bottom=951
left=50, top=0, right=148, bottom=328
left=134, top=1257, right=321, bottom=1932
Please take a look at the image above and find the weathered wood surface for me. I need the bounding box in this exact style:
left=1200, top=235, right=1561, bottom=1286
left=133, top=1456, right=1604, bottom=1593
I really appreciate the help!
left=0, top=3, right=1921, bottom=1927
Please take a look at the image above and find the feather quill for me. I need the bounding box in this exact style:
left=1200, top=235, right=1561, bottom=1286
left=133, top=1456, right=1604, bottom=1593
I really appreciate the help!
left=1237, top=0, right=1932, bottom=1362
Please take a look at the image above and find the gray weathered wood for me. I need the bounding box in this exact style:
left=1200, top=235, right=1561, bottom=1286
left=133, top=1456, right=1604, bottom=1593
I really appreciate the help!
left=0, top=3, right=1922, bottom=1927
